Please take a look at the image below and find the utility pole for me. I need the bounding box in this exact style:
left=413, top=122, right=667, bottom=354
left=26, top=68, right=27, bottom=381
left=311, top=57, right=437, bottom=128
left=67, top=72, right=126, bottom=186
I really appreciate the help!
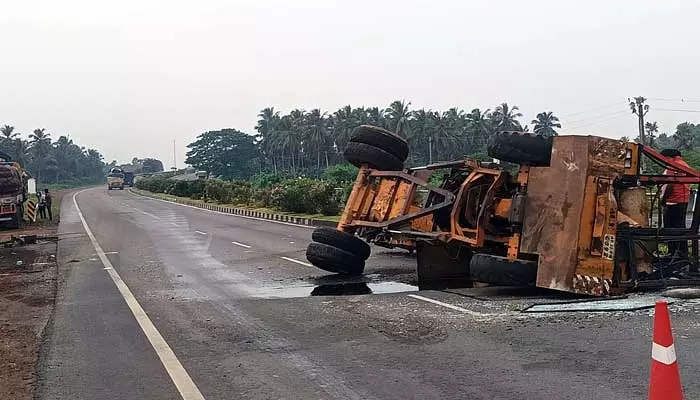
left=428, top=136, right=433, bottom=164
left=629, top=96, right=650, bottom=145
left=173, top=139, right=177, bottom=170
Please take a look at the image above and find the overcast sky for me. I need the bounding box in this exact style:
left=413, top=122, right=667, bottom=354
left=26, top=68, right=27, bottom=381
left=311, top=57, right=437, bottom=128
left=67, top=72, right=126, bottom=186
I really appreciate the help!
left=2, top=0, right=700, bottom=166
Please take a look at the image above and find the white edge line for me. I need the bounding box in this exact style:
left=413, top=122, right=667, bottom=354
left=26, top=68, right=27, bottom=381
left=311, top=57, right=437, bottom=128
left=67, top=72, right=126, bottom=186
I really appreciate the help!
left=130, top=191, right=316, bottom=229
left=407, top=294, right=491, bottom=317
left=231, top=241, right=252, bottom=249
left=280, top=256, right=313, bottom=267
left=194, top=230, right=207, bottom=235
left=73, top=189, right=206, bottom=400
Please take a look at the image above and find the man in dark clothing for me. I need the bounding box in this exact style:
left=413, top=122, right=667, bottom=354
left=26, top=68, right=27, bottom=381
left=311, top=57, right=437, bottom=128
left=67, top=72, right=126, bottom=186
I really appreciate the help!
left=660, top=149, right=691, bottom=256
left=44, top=189, right=53, bottom=221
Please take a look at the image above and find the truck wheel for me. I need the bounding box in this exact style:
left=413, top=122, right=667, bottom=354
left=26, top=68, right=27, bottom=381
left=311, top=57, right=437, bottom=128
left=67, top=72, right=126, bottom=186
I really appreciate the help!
left=344, top=142, right=403, bottom=171
left=311, top=227, right=371, bottom=260
left=306, top=242, right=365, bottom=275
left=469, top=254, right=537, bottom=287
left=487, top=131, right=553, bottom=166
left=350, top=125, right=409, bottom=161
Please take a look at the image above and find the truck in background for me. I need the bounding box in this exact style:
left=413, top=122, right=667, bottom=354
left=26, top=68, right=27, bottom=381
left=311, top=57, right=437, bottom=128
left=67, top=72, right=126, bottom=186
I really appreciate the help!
left=123, top=171, right=135, bottom=187
left=0, top=152, right=28, bottom=229
left=107, top=168, right=125, bottom=190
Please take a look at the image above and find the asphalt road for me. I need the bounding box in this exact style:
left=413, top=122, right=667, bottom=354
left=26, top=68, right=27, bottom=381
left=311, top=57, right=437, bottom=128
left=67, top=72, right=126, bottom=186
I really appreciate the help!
left=36, top=187, right=700, bottom=400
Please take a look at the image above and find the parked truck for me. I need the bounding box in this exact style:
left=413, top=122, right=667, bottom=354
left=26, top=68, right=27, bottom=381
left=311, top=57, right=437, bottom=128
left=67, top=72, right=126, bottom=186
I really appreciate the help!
left=0, top=154, right=28, bottom=229
left=305, top=125, right=700, bottom=296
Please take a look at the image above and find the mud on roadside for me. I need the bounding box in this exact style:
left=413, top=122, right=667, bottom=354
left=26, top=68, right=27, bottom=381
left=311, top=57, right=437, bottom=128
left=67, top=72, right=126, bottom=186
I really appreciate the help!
left=0, top=190, right=65, bottom=400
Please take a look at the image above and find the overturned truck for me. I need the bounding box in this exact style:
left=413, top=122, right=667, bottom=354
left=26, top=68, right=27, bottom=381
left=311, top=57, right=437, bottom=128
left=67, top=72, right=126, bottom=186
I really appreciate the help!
left=305, top=125, right=700, bottom=296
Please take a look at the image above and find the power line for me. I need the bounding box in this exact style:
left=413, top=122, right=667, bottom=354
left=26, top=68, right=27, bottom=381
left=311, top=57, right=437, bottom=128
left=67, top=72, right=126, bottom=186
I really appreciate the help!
left=563, top=109, right=630, bottom=126
left=648, top=98, right=700, bottom=104
left=565, top=112, right=630, bottom=131
left=564, top=110, right=630, bottom=129
left=557, top=100, right=627, bottom=119
left=654, top=108, right=700, bottom=113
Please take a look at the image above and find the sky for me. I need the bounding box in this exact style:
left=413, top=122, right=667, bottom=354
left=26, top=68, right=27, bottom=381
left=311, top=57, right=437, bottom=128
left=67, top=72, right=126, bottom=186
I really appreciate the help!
left=2, top=0, right=700, bottom=166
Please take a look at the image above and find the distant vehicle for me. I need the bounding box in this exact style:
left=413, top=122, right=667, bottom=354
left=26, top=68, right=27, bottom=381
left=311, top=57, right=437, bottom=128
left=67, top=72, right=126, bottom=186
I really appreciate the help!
left=0, top=157, right=28, bottom=229
left=123, top=171, right=135, bottom=187
left=107, top=171, right=125, bottom=190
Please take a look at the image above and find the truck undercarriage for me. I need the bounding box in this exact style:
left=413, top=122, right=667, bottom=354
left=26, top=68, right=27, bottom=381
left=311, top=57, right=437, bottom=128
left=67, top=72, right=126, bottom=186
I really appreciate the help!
left=305, top=126, right=700, bottom=296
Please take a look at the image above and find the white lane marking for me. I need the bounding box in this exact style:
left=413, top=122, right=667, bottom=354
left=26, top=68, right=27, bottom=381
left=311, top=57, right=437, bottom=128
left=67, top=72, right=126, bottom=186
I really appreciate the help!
left=652, top=342, right=677, bottom=365
left=104, top=251, right=119, bottom=255
left=407, top=294, right=491, bottom=317
left=130, top=191, right=315, bottom=229
left=194, top=230, right=207, bottom=236
left=141, top=210, right=161, bottom=220
left=73, top=190, right=206, bottom=400
left=280, top=256, right=313, bottom=267
left=231, top=241, right=251, bottom=249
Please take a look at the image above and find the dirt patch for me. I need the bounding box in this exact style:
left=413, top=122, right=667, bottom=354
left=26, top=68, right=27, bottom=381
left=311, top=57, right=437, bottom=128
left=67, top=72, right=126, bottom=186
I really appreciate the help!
left=0, top=190, right=64, bottom=400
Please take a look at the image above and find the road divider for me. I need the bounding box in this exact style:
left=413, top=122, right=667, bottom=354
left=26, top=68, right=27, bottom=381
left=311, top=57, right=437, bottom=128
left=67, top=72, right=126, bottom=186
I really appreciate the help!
left=130, top=189, right=336, bottom=229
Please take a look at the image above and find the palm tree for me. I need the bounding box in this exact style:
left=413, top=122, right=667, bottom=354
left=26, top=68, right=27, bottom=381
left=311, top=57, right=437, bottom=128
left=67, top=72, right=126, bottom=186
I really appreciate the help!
left=386, top=100, right=412, bottom=138
left=304, top=109, right=330, bottom=171
left=492, top=103, right=523, bottom=131
left=466, top=108, right=492, bottom=151
left=331, top=105, right=356, bottom=150
left=1, top=125, right=17, bottom=140
left=255, top=107, right=281, bottom=172
left=29, top=128, right=52, bottom=182
left=645, top=121, right=659, bottom=146
left=532, top=111, right=562, bottom=137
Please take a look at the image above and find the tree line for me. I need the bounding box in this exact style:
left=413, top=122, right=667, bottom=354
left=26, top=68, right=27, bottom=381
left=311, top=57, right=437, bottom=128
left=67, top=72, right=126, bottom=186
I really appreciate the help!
left=0, top=124, right=107, bottom=184
left=186, top=100, right=563, bottom=179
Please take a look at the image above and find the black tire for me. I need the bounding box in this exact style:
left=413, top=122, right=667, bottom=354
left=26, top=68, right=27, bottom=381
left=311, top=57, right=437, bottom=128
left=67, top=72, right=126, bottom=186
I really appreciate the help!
left=343, top=142, right=403, bottom=171
left=487, top=131, right=553, bottom=166
left=306, top=242, right=365, bottom=275
left=350, top=125, right=409, bottom=161
left=469, top=254, right=537, bottom=287
left=311, top=227, right=371, bottom=260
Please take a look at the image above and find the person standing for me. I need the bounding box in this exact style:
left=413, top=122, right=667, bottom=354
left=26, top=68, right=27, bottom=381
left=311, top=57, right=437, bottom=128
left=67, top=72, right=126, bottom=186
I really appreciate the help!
left=37, top=190, right=46, bottom=220
left=660, top=149, right=691, bottom=256
left=44, top=188, right=53, bottom=221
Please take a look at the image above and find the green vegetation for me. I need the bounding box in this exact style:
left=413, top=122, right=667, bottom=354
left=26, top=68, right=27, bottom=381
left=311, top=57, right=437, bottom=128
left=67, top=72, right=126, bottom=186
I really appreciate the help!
left=135, top=174, right=343, bottom=217
left=0, top=125, right=108, bottom=186
left=183, top=101, right=560, bottom=179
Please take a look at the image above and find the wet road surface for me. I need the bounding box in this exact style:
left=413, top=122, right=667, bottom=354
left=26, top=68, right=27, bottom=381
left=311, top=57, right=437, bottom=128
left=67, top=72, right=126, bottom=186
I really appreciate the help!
left=36, top=188, right=700, bottom=399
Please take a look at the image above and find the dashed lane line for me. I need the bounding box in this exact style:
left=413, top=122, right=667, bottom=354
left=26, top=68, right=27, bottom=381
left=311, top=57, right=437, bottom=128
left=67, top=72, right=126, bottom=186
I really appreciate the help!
left=73, top=189, right=206, bottom=400
left=280, top=256, right=313, bottom=267
left=194, top=230, right=208, bottom=236
left=407, top=294, right=491, bottom=317
left=231, top=241, right=252, bottom=248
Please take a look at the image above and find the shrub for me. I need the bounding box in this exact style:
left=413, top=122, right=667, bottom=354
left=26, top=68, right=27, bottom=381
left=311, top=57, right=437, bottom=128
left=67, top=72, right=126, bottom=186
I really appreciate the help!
left=322, top=164, right=358, bottom=186
left=271, top=178, right=340, bottom=215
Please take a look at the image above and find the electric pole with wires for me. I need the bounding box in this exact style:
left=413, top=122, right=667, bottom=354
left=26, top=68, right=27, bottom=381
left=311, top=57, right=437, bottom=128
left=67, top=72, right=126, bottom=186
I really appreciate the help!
left=629, top=96, right=650, bottom=145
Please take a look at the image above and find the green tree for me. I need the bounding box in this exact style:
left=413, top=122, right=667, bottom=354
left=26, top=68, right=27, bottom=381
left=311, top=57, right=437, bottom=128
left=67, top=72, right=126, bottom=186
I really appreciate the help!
left=29, top=128, right=52, bottom=182
left=386, top=100, right=412, bottom=138
left=673, top=122, right=698, bottom=150
left=532, top=111, right=561, bottom=137
left=185, top=129, right=259, bottom=179
left=644, top=121, right=659, bottom=147
left=491, top=103, right=523, bottom=132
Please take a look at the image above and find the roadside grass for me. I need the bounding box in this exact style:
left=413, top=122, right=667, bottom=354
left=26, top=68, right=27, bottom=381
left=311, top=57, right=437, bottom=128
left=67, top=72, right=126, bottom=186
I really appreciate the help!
left=132, top=188, right=341, bottom=222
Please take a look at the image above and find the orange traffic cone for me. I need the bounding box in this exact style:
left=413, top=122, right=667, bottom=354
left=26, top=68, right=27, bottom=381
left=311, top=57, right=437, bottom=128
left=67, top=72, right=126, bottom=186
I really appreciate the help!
left=649, top=300, right=683, bottom=400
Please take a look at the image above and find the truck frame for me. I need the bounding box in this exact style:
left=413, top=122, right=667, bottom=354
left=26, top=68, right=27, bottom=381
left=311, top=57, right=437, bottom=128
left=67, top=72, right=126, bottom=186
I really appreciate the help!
left=305, top=126, right=700, bottom=296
